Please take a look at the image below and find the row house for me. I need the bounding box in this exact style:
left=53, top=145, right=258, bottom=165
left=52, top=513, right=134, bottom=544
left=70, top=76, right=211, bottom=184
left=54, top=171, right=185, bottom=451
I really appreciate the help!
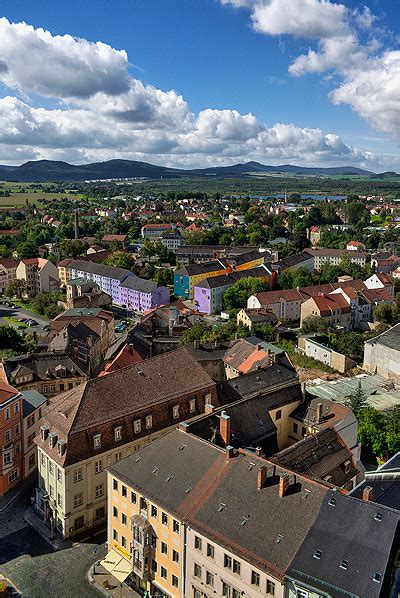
left=304, top=247, right=367, bottom=272
left=103, top=428, right=398, bottom=598
left=141, top=223, right=180, bottom=240
left=101, top=234, right=129, bottom=249
left=65, top=260, right=169, bottom=312
left=0, top=257, right=18, bottom=293
left=300, top=293, right=352, bottom=330
left=16, top=258, right=59, bottom=298
left=34, top=348, right=217, bottom=539
left=175, top=245, right=263, bottom=266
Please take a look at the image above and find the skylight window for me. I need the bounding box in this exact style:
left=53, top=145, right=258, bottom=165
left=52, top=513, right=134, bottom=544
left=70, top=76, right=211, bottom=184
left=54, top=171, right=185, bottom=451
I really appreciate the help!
left=328, top=496, right=337, bottom=506
left=374, top=512, right=383, bottom=521
left=373, top=573, right=382, bottom=584
left=314, top=550, right=322, bottom=559
left=218, top=503, right=227, bottom=513
left=340, top=560, right=348, bottom=570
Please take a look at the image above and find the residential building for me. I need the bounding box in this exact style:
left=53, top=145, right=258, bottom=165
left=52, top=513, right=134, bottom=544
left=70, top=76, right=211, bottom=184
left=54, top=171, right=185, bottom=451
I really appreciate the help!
left=275, top=250, right=314, bottom=274
left=141, top=223, right=177, bottom=240
left=194, top=264, right=272, bottom=314
left=174, top=260, right=229, bottom=299
left=185, top=341, right=231, bottom=382
left=0, top=381, right=23, bottom=496
left=16, top=258, right=59, bottom=298
left=66, top=260, right=170, bottom=311
left=57, top=258, right=72, bottom=287
left=101, top=234, right=128, bottom=249
left=351, top=452, right=400, bottom=509
left=49, top=308, right=115, bottom=357
left=159, top=231, right=182, bottom=251
left=236, top=307, right=278, bottom=330
left=175, top=245, right=263, bottom=265
left=347, top=240, right=365, bottom=251
left=223, top=338, right=285, bottom=379
left=21, top=389, right=47, bottom=479
left=363, top=323, right=400, bottom=383
left=304, top=247, right=367, bottom=272
left=99, top=344, right=142, bottom=377
left=300, top=293, right=352, bottom=330
left=298, top=335, right=356, bottom=372
left=0, top=353, right=88, bottom=399
left=308, top=226, right=321, bottom=246
left=65, top=278, right=112, bottom=310
left=34, top=348, right=217, bottom=538
left=0, top=257, right=19, bottom=293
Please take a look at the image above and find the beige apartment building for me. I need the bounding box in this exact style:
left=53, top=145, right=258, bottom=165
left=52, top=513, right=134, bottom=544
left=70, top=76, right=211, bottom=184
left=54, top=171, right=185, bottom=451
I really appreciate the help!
left=16, top=257, right=59, bottom=298
left=34, top=349, right=217, bottom=538
left=0, top=257, right=18, bottom=293
left=21, top=389, right=47, bottom=478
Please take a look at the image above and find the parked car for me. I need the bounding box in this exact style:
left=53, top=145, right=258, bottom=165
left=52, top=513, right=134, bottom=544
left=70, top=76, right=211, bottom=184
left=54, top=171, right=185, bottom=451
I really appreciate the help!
left=19, top=317, right=28, bottom=323
left=42, top=324, right=50, bottom=331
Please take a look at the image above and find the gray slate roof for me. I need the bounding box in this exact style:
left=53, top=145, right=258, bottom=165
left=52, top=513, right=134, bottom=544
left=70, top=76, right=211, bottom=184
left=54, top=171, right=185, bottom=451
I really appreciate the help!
left=364, top=323, right=400, bottom=351
left=288, top=489, right=399, bottom=597
left=69, top=259, right=133, bottom=282
left=21, top=389, right=47, bottom=417
left=120, top=276, right=158, bottom=293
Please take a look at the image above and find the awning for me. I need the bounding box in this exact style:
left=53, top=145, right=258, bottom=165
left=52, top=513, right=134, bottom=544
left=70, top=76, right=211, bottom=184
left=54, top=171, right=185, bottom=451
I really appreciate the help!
left=100, top=549, right=132, bottom=583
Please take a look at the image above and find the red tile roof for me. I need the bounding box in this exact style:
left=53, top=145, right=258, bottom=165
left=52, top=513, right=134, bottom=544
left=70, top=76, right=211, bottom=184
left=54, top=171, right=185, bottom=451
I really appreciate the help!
left=99, top=344, right=142, bottom=376
left=0, top=380, right=19, bottom=405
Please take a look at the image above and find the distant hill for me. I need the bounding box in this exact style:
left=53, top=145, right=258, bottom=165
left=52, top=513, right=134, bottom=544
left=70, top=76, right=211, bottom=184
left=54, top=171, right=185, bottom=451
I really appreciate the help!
left=0, top=158, right=379, bottom=182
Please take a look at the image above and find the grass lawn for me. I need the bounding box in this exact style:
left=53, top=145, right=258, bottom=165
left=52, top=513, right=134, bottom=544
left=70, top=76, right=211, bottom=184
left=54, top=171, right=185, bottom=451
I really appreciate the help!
left=3, top=315, right=28, bottom=327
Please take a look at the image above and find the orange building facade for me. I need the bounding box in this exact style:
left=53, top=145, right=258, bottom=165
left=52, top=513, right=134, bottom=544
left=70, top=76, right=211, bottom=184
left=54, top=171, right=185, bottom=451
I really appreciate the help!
left=0, top=381, right=23, bottom=496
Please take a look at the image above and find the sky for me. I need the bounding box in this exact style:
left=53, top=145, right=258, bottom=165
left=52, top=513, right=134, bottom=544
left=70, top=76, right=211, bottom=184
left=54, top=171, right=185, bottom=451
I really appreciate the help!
left=0, top=0, right=399, bottom=171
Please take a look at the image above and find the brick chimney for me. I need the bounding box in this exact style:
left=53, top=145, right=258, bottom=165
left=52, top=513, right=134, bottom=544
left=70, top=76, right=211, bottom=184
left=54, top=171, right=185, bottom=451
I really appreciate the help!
left=362, top=485, right=373, bottom=502
left=220, top=411, right=231, bottom=445
left=316, top=402, right=323, bottom=424
left=279, top=474, right=290, bottom=498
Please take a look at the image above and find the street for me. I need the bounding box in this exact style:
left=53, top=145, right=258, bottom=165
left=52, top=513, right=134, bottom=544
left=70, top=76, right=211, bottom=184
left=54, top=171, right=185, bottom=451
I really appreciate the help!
left=0, top=482, right=105, bottom=598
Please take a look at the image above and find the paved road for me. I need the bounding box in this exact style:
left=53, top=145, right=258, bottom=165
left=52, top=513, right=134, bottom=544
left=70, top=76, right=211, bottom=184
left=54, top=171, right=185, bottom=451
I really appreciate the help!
left=0, top=303, right=50, bottom=333
left=0, top=482, right=105, bottom=598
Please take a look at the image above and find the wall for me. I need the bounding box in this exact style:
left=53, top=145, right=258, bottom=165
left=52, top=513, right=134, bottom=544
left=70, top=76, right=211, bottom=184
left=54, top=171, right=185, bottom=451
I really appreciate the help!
left=186, top=527, right=282, bottom=598
left=0, top=394, right=23, bottom=496
left=363, top=341, right=400, bottom=383
left=298, top=337, right=354, bottom=373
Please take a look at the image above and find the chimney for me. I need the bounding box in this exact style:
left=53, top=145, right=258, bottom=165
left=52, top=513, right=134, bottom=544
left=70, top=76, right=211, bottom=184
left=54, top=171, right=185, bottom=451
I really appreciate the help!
left=279, top=474, right=290, bottom=498
left=316, top=402, right=323, bottom=424
left=178, top=422, right=189, bottom=432
left=226, top=445, right=235, bottom=459
left=257, top=465, right=267, bottom=490
left=362, top=485, right=373, bottom=502
left=255, top=447, right=263, bottom=456
left=220, top=411, right=231, bottom=445
left=205, top=403, right=215, bottom=414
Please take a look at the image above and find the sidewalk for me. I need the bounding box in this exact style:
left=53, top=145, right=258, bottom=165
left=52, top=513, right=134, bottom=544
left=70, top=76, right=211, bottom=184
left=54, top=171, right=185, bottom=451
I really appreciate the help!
left=88, top=562, right=142, bottom=597
left=0, top=475, right=36, bottom=513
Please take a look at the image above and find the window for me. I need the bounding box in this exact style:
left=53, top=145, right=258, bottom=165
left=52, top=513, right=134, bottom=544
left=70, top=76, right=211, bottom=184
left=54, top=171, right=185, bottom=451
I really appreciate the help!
left=41, top=453, right=45, bottom=466
left=161, top=566, right=167, bottom=580
left=162, top=512, right=168, bottom=526
left=373, top=573, right=382, bottom=584
left=57, top=493, right=62, bottom=506
left=74, top=493, right=83, bottom=508
left=222, top=582, right=231, bottom=597
left=49, top=461, right=54, bottom=475
left=314, top=550, right=322, bottom=559
left=15, top=424, right=20, bottom=436
left=74, top=468, right=82, bottom=482
left=194, top=536, right=202, bottom=551
left=4, top=407, right=10, bottom=420
left=172, top=550, right=179, bottom=563
left=131, top=491, right=136, bottom=504
left=93, top=433, right=101, bottom=449
left=94, top=460, right=102, bottom=474
left=224, top=554, right=232, bottom=569
left=251, top=571, right=260, bottom=586
left=115, top=452, right=122, bottom=462
left=15, top=442, right=21, bottom=455
left=4, top=429, right=11, bottom=443
left=114, top=426, right=122, bottom=441
left=57, top=469, right=62, bottom=482
left=340, top=559, right=348, bottom=570
left=121, top=484, right=127, bottom=498
left=151, top=504, right=158, bottom=517
left=161, top=542, right=168, bottom=555
left=266, top=580, right=276, bottom=596
left=232, top=559, right=240, bottom=575
left=121, top=536, right=127, bottom=549
left=173, top=519, right=180, bottom=533
left=50, top=385, right=55, bottom=393
left=194, top=563, right=202, bottom=578
left=113, top=479, right=118, bottom=491
left=172, top=575, right=179, bottom=588
left=206, top=571, right=214, bottom=586
left=113, top=529, right=118, bottom=541
left=113, top=506, right=118, bottom=518
left=344, top=460, right=351, bottom=474
left=95, top=507, right=105, bottom=520
left=293, top=422, right=298, bottom=434
left=134, top=419, right=141, bottom=434
left=14, top=402, right=19, bottom=414
left=3, top=451, right=12, bottom=466
left=27, top=414, right=35, bottom=428
left=151, top=559, right=157, bottom=572
left=207, top=543, right=214, bottom=558
left=8, top=469, right=19, bottom=483
left=28, top=454, right=35, bottom=469
left=150, top=535, right=157, bottom=548
left=189, top=398, right=196, bottom=413
left=295, top=591, right=307, bottom=598
left=95, top=484, right=103, bottom=498
left=145, top=415, right=152, bottom=429
left=302, top=426, right=307, bottom=437
left=59, top=384, right=64, bottom=392
left=173, top=405, right=179, bottom=419
left=275, top=409, right=282, bottom=420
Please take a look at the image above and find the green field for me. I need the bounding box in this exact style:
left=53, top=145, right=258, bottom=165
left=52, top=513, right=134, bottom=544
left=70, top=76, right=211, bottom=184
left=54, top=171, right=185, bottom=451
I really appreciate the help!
left=0, top=190, right=84, bottom=208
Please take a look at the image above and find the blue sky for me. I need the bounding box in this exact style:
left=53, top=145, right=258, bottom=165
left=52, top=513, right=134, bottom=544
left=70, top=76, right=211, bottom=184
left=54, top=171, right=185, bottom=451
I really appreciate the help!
left=0, top=0, right=399, bottom=169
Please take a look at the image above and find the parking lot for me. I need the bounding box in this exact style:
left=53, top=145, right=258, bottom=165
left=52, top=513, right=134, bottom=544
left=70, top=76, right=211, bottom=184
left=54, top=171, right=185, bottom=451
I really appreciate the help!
left=0, top=302, right=50, bottom=334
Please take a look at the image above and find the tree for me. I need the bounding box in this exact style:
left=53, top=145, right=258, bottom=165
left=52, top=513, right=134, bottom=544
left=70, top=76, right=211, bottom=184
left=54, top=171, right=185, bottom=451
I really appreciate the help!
left=222, top=278, right=269, bottom=310
left=346, top=381, right=368, bottom=415
left=154, top=268, right=173, bottom=287
left=59, top=239, right=86, bottom=259
left=357, top=408, right=388, bottom=460
left=6, top=279, right=28, bottom=300
left=301, top=315, right=328, bottom=334
left=16, top=241, right=37, bottom=259
left=0, top=324, right=26, bottom=353
left=105, top=251, right=136, bottom=271
left=373, top=303, right=395, bottom=325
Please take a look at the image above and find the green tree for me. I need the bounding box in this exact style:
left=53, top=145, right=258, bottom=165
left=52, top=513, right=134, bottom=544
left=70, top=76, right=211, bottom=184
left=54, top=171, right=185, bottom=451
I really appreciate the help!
left=373, top=303, right=395, bottom=324
left=154, top=268, right=173, bottom=287
left=6, top=279, right=28, bottom=300
left=357, top=408, right=388, bottom=460
left=222, top=277, right=269, bottom=310
left=105, top=251, right=136, bottom=271
left=346, top=381, right=368, bottom=415
left=16, top=241, right=37, bottom=259
left=301, top=315, right=328, bottom=334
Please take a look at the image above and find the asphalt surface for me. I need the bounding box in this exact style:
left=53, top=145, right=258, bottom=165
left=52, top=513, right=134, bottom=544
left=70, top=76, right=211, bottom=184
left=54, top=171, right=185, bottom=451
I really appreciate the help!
left=0, top=481, right=105, bottom=598
left=0, top=303, right=50, bottom=333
